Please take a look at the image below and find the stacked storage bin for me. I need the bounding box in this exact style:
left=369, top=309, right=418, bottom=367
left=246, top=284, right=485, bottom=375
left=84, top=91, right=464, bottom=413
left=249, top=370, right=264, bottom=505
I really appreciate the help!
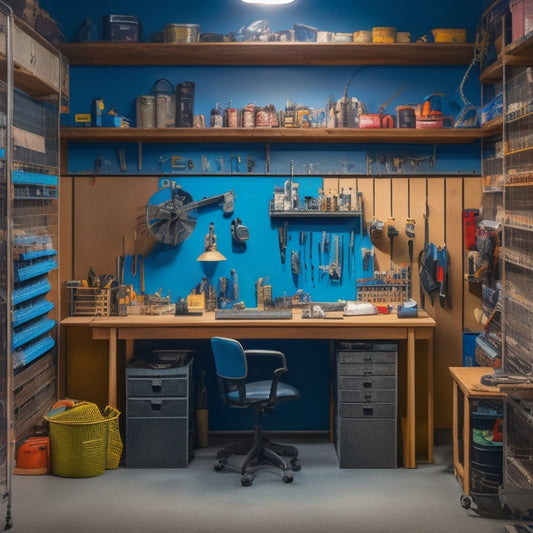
left=334, top=341, right=398, bottom=468
left=126, top=351, right=193, bottom=467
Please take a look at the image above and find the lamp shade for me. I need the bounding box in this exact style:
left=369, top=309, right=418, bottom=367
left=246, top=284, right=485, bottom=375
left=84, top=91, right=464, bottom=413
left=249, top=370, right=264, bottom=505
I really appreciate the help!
left=197, top=222, right=226, bottom=261
left=197, top=249, right=227, bottom=262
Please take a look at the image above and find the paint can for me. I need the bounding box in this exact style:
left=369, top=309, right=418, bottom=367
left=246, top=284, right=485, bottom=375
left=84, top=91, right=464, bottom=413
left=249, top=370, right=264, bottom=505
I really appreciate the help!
left=242, top=104, right=256, bottom=128
left=396, top=32, right=411, bottom=43
left=431, top=28, right=467, bottom=43
left=396, top=106, right=416, bottom=128
left=352, top=30, right=372, bottom=43
left=156, top=95, right=176, bottom=128
left=164, top=23, right=200, bottom=43
left=372, top=27, right=396, bottom=43
left=136, top=95, right=156, bottom=128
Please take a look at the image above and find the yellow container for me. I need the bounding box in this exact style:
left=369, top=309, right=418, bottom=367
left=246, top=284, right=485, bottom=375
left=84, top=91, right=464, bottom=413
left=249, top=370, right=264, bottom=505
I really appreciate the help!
left=396, top=31, right=411, bottom=43
left=45, top=402, right=122, bottom=477
left=431, top=28, right=467, bottom=43
left=372, top=27, right=396, bottom=43
left=353, top=30, right=372, bottom=43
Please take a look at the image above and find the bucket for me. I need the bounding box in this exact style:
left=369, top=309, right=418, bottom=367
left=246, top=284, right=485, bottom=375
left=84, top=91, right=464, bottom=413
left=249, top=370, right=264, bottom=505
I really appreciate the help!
left=164, top=23, right=200, bottom=43
left=431, top=28, right=467, bottom=43
left=372, top=27, right=396, bottom=43
left=510, top=0, right=533, bottom=41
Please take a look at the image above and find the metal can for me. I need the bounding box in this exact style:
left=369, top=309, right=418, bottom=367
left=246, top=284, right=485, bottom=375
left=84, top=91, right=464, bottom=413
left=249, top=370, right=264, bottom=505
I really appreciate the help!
left=164, top=24, right=200, bottom=43
left=136, top=95, right=156, bottom=128
left=156, top=95, right=176, bottom=128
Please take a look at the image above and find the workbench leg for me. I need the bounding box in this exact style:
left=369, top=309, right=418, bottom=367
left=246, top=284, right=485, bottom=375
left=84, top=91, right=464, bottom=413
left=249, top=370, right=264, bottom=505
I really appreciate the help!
left=125, top=339, right=135, bottom=364
left=108, top=327, right=118, bottom=408
left=452, top=380, right=460, bottom=480
left=427, top=333, right=434, bottom=463
left=406, top=328, right=416, bottom=469
left=463, top=392, right=471, bottom=496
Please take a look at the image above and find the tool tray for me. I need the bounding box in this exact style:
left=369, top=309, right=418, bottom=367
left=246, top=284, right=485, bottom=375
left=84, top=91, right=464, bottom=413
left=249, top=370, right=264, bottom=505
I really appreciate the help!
left=69, top=286, right=112, bottom=316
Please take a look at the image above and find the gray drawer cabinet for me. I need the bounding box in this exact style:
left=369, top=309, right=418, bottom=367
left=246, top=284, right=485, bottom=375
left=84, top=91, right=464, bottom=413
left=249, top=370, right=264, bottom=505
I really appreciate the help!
left=335, top=341, right=398, bottom=468
left=126, top=357, right=193, bottom=467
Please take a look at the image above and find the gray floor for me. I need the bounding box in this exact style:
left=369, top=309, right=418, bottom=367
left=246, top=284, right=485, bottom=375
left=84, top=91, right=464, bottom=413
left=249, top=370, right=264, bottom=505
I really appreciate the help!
left=10, top=435, right=517, bottom=533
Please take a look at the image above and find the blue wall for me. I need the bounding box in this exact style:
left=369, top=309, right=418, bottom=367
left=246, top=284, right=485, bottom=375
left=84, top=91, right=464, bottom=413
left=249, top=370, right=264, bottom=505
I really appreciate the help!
left=44, top=0, right=486, bottom=430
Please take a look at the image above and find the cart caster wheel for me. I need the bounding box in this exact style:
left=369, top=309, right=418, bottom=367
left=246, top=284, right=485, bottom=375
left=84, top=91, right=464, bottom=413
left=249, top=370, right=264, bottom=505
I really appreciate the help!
left=241, top=474, right=253, bottom=487
left=290, top=458, right=301, bottom=472
left=214, top=461, right=225, bottom=472
left=282, top=473, right=293, bottom=484
left=460, top=494, right=472, bottom=509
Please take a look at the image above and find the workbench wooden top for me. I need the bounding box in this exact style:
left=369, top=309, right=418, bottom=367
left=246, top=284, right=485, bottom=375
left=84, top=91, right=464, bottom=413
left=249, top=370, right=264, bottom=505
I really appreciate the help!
left=449, top=366, right=505, bottom=399
left=62, top=309, right=436, bottom=329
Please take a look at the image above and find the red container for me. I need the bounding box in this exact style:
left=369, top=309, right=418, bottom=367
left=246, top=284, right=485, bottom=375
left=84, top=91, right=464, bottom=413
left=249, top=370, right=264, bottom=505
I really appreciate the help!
left=510, top=0, right=533, bottom=41
left=13, top=436, right=50, bottom=475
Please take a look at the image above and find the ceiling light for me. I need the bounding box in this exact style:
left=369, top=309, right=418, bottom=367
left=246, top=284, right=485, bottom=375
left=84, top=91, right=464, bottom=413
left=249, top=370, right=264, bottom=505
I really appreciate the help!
left=241, top=0, right=295, bottom=4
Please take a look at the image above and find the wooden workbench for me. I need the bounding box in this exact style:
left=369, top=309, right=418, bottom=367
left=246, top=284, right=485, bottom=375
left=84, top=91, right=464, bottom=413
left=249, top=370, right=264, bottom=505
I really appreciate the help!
left=62, top=310, right=435, bottom=468
left=449, top=366, right=506, bottom=495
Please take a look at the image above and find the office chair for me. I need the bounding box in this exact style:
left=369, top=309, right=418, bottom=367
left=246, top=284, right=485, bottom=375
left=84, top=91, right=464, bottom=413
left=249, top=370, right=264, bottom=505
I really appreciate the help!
left=210, top=336, right=301, bottom=486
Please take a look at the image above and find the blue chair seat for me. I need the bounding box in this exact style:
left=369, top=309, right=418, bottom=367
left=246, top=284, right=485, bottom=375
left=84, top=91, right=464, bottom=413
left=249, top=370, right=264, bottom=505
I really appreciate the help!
left=226, top=380, right=299, bottom=403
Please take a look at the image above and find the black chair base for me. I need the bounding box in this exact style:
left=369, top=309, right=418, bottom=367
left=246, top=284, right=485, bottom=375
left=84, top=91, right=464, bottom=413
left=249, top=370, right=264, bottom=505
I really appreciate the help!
left=213, top=410, right=300, bottom=486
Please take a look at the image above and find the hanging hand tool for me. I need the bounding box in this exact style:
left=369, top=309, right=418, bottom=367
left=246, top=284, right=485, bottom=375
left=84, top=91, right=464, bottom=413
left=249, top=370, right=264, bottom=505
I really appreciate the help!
left=418, top=178, right=439, bottom=309
left=438, top=180, right=450, bottom=309
left=278, top=222, right=288, bottom=264
left=349, top=230, right=355, bottom=279
left=386, top=179, right=399, bottom=268
left=328, top=234, right=341, bottom=282
left=405, top=178, right=416, bottom=297
left=299, top=231, right=307, bottom=282
left=463, top=209, right=479, bottom=251
left=132, top=230, right=138, bottom=277
left=92, top=155, right=102, bottom=187
left=118, top=148, right=127, bottom=172
left=368, top=176, right=384, bottom=242
left=309, top=231, right=315, bottom=288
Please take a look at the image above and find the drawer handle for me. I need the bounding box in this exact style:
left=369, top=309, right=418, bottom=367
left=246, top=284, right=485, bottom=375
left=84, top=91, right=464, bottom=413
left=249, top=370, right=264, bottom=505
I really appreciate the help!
left=364, top=394, right=372, bottom=401
left=151, top=380, right=162, bottom=393
left=151, top=400, right=163, bottom=411
left=363, top=407, right=373, bottom=417
left=363, top=382, right=373, bottom=388
left=363, top=371, right=373, bottom=376
left=363, top=356, right=373, bottom=362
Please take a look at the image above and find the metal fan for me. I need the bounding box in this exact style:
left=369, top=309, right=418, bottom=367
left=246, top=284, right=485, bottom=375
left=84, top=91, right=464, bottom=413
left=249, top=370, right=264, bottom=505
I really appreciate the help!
left=145, top=184, right=235, bottom=246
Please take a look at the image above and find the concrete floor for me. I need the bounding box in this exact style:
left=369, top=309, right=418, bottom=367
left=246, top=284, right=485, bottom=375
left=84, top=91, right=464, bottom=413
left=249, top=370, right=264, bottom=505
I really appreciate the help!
left=8, top=435, right=520, bottom=533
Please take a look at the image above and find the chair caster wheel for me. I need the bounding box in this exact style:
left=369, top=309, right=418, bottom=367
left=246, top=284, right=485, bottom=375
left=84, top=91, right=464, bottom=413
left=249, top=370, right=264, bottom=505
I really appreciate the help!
left=241, top=474, right=253, bottom=487
left=290, top=458, right=301, bottom=471
left=214, top=461, right=225, bottom=472
left=460, top=494, right=472, bottom=509
left=282, top=473, right=293, bottom=484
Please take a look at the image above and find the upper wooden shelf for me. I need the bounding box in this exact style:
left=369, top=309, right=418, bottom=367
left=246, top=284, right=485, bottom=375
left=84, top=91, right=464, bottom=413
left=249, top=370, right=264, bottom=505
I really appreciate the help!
left=480, top=30, right=533, bottom=83
left=60, top=126, right=494, bottom=145
left=58, top=41, right=474, bottom=67
left=0, top=16, right=62, bottom=99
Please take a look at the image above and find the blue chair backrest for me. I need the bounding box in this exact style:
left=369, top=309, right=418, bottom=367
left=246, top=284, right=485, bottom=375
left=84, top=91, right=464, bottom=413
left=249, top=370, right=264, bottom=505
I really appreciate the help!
left=211, top=337, right=248, bottom=380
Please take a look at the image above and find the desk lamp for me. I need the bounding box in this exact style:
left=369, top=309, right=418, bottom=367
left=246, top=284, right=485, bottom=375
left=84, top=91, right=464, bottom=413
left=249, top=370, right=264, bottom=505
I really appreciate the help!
left=197, top=222, right=226, bottom=262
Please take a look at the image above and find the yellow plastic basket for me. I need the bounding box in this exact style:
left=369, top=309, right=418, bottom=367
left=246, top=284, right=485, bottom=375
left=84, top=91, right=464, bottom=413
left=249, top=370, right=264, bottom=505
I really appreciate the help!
left=45, top=402, right=123, bottom=477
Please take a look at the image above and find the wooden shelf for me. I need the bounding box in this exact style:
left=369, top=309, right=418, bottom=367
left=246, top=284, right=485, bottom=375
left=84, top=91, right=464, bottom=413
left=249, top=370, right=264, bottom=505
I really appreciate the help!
left=58, top=41, right=474, bottom=67
left=0, top=16, right=62, bottom=99
left=480, top=31, right=533, bottom=82
left=60, top=126, right=491, bottom=145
